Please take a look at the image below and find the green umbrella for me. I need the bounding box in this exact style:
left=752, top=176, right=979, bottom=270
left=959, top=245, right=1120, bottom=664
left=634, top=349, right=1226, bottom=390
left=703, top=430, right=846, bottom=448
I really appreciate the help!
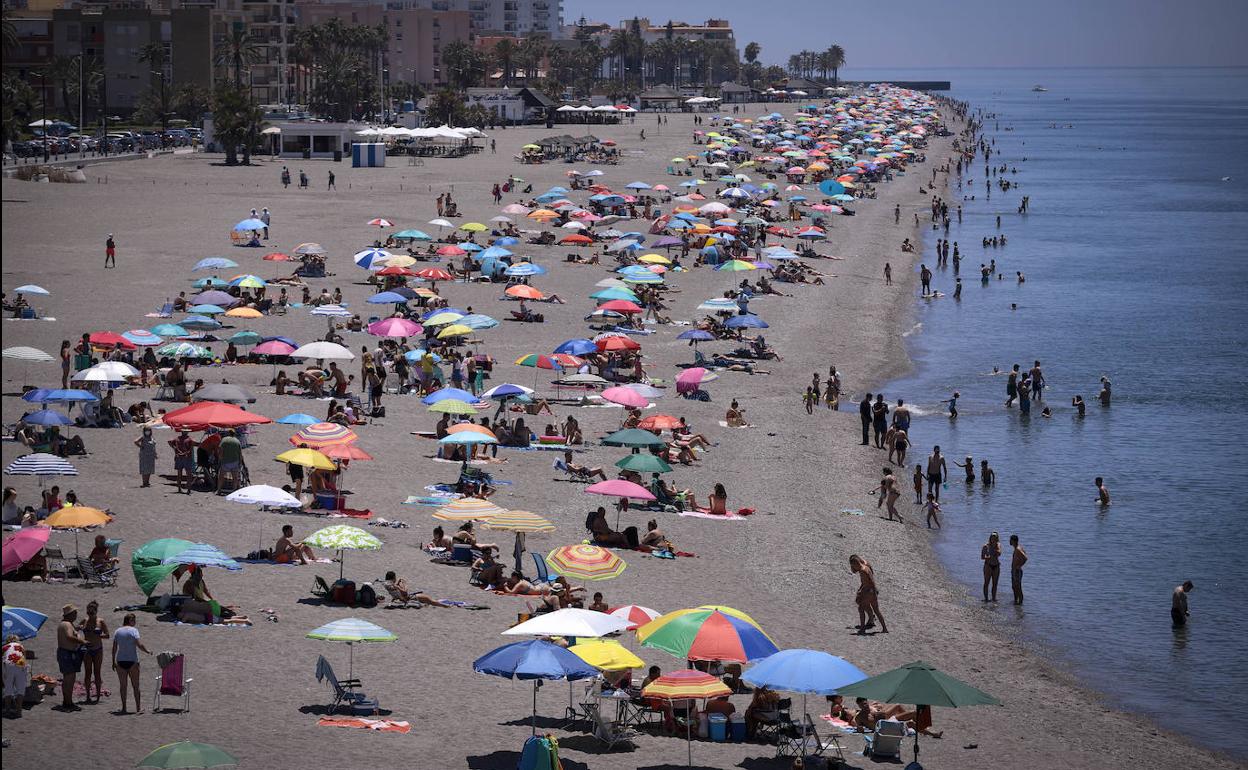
left=303, top=525, right=382, bottom=580
left=836, top=661, right=1000, bottom=764
left=131, top=538, right=197, bottom=597
left=136, top=740, right=237, bottom=768
left=307, top=618, right=396, bottom=679
left=615, top=453, right=672, bottom=473
left=602, top=428, right=666, bottom=448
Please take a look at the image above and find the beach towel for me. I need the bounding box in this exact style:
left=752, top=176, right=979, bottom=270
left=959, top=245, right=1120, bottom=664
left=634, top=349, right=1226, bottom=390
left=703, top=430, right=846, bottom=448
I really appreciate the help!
left=679, top=509, right=749, bottom=521
left=402, top=495, right=457, bottom=506
left=318, top=717, right=411, bottom=734
left=717, top=421, right=754, bottom=429
left=840, top=509, right=866, bottom=516
left=72, top=682, right=110, bottom=698
left=819, top=714, right=858, bottom=733
left=326, top=508, right=372, bottom=519
left=435, top=600, right=489, bottom=610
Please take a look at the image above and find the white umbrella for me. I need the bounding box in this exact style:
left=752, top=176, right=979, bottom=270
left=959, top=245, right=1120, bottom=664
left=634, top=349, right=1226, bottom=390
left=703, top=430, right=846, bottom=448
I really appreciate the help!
left=502, top=608, right=631, bottom=638
left=2, top=346, right=54, bottom=362
left=13, top=284, right=49, bottom=295
left=290, top=341, right=355, bottom=361
left=429, top=218, right=453, bottom=229
left=92, top=361, right=140, bottom=378
left=227, top=484, right=301, bottom=507
left=71, top=367, right=126, bottom=383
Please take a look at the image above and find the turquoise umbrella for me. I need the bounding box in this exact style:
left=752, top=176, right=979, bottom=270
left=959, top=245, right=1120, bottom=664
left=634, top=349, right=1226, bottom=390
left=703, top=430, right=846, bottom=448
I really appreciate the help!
left=307, top=618, right=396, bottom=679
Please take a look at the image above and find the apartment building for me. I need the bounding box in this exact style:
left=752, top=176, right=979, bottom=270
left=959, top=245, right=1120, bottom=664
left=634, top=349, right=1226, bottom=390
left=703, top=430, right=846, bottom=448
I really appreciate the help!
left=387, top=0, right=560, bottom=37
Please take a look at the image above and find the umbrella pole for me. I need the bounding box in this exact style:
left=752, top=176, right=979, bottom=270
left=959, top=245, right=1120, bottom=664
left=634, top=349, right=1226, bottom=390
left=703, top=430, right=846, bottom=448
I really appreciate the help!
left=687, top=704, right=692, bottom=766
left=532, top=680, right=538, bottom=735
left=339, top=548, right=345, bottom=581
left=348, top=642, right=354, bottom=680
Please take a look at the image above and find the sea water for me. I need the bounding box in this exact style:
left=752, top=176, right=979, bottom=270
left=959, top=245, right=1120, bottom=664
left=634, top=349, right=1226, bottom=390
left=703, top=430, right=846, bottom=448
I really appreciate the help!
left=852, top=66, right=1248, bottom=757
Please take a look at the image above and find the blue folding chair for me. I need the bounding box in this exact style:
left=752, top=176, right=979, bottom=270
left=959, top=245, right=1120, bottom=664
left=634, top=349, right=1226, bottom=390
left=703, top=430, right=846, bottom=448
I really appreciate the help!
left=531, top=552, right=560, bottom=586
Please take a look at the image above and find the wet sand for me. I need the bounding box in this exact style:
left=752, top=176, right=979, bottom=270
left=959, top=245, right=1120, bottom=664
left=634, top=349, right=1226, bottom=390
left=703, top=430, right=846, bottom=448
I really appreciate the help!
left=2, top=107, right=1239, bottom=769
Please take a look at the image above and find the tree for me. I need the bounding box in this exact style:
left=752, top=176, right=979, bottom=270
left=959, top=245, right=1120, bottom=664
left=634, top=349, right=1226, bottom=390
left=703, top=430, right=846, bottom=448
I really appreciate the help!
left=826, top=44, right=846, bottom=85
left=517, top=36, right=547, bottom=83
left=215, top=26, right=260, bottom=87
left=172, top=82, right=211, bottom=124
left=424, top=87, right=465, bottom=126
left=607, top=29, right=630, bottom=83
left=787, top=54, right=801, bottom=77
left=2, top=72, right=39, bottom=147
left=211, top=81, right=264, bottom=165
left=744, top=41, right=760, bottom=65
left=441, top=40, right=484, bottom=90
left=492, top=38, right=515, bottom=86
left=46, top=56, right=78, bottom=124
left=138, top=43, right=171, bottom=129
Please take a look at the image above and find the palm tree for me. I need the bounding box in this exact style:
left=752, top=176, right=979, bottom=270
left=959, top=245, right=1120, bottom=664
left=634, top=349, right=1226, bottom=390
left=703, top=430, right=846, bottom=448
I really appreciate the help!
left=211, top=81, right=264, bottom=165
left=216, top=26, right=261, bottom=87
left=518, top=36, right=546, bottom=82
left=138, top=43, right=171, bottom=129
left=2, top=11, right=19, bottom=57
left=46, top=56, right=77, bottom=123
left=787, top=54, right=801, bottom=77
left=744, top=41, right=760, bottom=65
left=493, top=38, right=515, bottom=86
left=607, top=29, right=630, bottom=83
left=826, top=44, right=846, bottom=85
left=441, top=40, right=483, bottom=91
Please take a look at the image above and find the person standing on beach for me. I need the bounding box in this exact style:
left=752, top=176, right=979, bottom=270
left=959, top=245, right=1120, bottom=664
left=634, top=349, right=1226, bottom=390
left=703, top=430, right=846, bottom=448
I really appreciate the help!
left=894, top=203, right=900, bottom=224
left=884, top=262, right=892, bottom=285
left=850, top=555, right=888, bottom=634
left=981, top=532, right=1002, bottom=602
left=261, top=207, right=270, bottom=239
left=872, top=395, right=889, bottom=449
left=327, top=170, right=335, bottom=190
left=892, top=398, right=911, bottom=434
left=859, top=393, right=873, bottom=445
left=924, top=494, right=942, bottom=529
left=56, top=605, right=86, bottom=711
left=913, top=464, right=924, bottom=504
left=803, top=386, right=816, bottom=415
left=919, top=264, right=932, bottom=295
left=299, top=169, right=308, bottom=188
left=104, top=233, right=116, bottom=268
left=1010, top=535, right=1027, bottom=605
left=926, top=445, right=947, bottom=499
left=281, top=166, right=290, bottom=188
left=1171, top=581, right=1193, bottom=628
left=1095, top=477, right=1111, bottom=507
left=1029, top=360, right=1045, bottom=400
left=875, top=468, right=903, bottom=523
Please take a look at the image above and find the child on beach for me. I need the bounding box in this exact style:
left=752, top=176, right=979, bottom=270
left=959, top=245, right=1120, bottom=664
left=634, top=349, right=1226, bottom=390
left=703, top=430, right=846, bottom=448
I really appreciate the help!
left=803, top=387, right=816, bottom=415
left=913, top=465, right=924, bottom=504
left=946, top=391, right=960, bottom=418
left=924, top=494, right=942, bottom=529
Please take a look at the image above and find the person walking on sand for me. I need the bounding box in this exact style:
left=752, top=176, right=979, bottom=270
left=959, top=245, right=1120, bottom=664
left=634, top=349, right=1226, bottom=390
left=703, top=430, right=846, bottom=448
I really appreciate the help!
left=803, top=386, right=816, bottom=415
left=981, top=532, right=1002, bottom=601
left=56, top=604, right=87, bottom=711
left=1171, top=580, right=1194, bottom=628
left=926, top=445, right=947, bottom=500
left=299, top=169, right=308, bottom=188
left=111, top=613, right=152, bottom=714
left=1095, top=477, right=1111, bottom=507
left=884, top=262, right=892, bottom=285
left=104, top=233, right=116, bottom=268
left=327, top=170, right=335, bottom=190
left=875, top=467, right=903, bottom=523
left=859, top=392, right=873, bottom=445
left=849, top=555, right=888, bottom=634
left=871, top=395, right=889, bottom=449
left=913, top=464, right=924, bottom=504
left=924, top=493, right=942, bottom=529
left=1010, top=535, right=1027, bottom=605
left=281, top=166, right=291, bottom=188
left=894, top=203, right=900, bottom=224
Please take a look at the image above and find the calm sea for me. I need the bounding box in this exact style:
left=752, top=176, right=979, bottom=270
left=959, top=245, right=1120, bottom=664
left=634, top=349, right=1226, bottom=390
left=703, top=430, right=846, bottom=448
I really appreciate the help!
left=846, top=66, right=1248, bottom=757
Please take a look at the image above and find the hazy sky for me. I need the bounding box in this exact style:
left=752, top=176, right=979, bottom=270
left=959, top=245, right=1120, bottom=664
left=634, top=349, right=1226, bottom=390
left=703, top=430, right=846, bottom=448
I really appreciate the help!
left=564, top=0, right=1248, bottom=69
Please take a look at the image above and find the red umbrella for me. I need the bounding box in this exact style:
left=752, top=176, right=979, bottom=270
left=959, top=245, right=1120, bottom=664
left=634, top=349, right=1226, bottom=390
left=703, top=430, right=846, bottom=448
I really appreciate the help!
left=597, top=300, right=642, bottom=314
left=88, top=331, right=137, bottom=350
left=596, top=336, right=641, bottom=352
left=416, top=267, right=453, bottom=281
left=638, top=414, right=681, bottom=430
left=262, top=252, right=294, bottom=261
left=560, top=234, right=593, bottom=245
left=435, top=245, right=467, bottom=257
left=376, top=266, right=416, bottom=277
left=322, top=443, right=373, bottom=461
left=549, top=353, right=583, bottom=369
left=163, top=401, right=272, bottom=430
left=2, top=526, right=50, bottom=574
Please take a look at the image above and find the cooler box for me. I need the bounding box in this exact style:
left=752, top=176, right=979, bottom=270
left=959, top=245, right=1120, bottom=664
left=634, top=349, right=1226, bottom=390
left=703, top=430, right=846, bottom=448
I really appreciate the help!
left=708, top=713, right=728, bottom=742
left=729, top=714, right=746, bottom=741
left=352, top=142, right=386, bottom=168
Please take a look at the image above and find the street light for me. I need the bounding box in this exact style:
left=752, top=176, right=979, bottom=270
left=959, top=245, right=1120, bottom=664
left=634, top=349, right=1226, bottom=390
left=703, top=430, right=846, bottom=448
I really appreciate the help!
left=151, top=69, right=169, bottom=133
left=34, top=71, right=50, bottom=162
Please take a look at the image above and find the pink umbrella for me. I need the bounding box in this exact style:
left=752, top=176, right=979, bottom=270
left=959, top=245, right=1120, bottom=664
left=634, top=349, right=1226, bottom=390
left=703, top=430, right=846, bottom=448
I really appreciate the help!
left=367, top=317, right=422, bottom=338
left=585, top=479, right=655, bottom=501
left=601, top=386, right=648, bottom=408
left=253, top=340, right=296, bottom=356
left=2, top=526, right=51, bottom=574
left=676, top=367, right=713, bottom=395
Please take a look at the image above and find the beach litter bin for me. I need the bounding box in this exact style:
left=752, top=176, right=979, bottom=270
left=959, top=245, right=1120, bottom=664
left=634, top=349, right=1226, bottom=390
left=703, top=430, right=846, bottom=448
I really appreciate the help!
left=729, top=714, right=746, bottom=742
left=708, top=713, right=728, bottom=742
left=450, top=543, right=474, bottom=562
left=333, top=150, right=342, bottom=163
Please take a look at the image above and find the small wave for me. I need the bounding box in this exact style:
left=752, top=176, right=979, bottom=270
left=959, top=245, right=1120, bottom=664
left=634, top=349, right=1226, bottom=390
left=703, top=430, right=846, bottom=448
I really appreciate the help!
left=902, top=322, right=923, bottom=337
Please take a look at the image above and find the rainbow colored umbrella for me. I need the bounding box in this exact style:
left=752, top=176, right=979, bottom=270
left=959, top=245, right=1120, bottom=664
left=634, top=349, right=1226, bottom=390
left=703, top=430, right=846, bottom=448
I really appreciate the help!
left=637, top=608, right=778, bottom=662
left=546, top=544, right=626, bottom=581
left=289, top=422, right=357, bottom=449
left=641, top=670, right=733, bottom=765
left=514, top=354, right=563, bottom=370
left=433, top=497, right=505, bottom=522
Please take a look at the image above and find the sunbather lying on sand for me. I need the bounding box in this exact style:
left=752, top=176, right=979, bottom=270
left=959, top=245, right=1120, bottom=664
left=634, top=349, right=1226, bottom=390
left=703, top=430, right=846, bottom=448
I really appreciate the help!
left=383, top=571, right=448, bottom=607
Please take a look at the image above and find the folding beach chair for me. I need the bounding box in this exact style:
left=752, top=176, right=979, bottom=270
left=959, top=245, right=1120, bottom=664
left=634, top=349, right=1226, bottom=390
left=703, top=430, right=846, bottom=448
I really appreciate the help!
left=552, top=458, right=594, bottom=483
left=777, top=713, right=845, bottom=762
left=530, top=552, right=560, bottom=586
left=753, top=697, right=793, bottom=745
left=154, top=653, right=193, bottom=712
left=584, top=700, right=639, bottom=751
left=146, top=301, right=174, bottom=319
left=76, top=557, right=118, bottom=587
left=863, top=718, right=907, bottom=759
left=315, top=655, right=379, bottom=715
left=42, top=547, right=72, bottom=581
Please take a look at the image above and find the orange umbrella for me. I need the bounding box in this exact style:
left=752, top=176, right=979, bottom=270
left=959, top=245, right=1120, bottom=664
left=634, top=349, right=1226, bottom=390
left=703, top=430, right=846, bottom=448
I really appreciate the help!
left=638, top=414, right=681, bottom=430
left=505, top=285, right=545, bottom=300
left=289, top=422, right=358, bottom=449
left=448, top=423, right=497, bottom=439
left=560, top=234, right=592, bottom=245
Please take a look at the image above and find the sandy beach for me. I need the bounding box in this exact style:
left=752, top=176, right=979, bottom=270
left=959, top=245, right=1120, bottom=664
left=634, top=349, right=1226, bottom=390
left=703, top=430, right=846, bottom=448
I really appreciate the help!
left=2, top=104, right=1241, bottom=770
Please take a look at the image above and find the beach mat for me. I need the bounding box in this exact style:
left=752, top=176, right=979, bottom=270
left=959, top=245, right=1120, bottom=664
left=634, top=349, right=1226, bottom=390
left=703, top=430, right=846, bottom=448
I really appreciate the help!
left=679, top=509, right=749, bottom=521
left=318, top=717, right=411, bottom=733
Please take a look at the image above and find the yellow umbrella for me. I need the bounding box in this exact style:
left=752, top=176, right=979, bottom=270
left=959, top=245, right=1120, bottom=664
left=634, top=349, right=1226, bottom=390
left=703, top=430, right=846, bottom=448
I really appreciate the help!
left=436, top=323, right=473, bottom=339
left=433, top=497, right=505, bottom=522
left=423, top=311, right=464, bottom=326
left=274, top=447, right=336, bottom=470
left=459, top=222, right=487, bottom=232
left=427, top=399, right=478, bottom=415
left=522, top=144, right=541, bottom=150
left=382, top=255, right=417, bottom=268
left=571, top=639, right=644, bottom=671
left=484, top=510, right=554, bottom=533
left=527, top=209, right=559, bottom=220
left=637, top=253, right=671, bottom=265
left=224, top=307, right=262, bottom=319
left=45, top=506, right=112, bottom=529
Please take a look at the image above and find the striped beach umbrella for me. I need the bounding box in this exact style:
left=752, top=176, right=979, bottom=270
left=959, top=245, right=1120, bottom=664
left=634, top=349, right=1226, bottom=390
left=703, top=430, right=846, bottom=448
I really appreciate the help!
left=637, top=608, right=778, bottom=663
left=303, top=525, right=382, bottom=580
left=432, top=497, right=504, bottom=522
left=514, top=354, right=562, bottom=370
left=122, top=329, right=164, bottom=346
left=307, top=617, right=396, bottom=644
left=353, top=248, right=392, bottom=269
left=156, top=342, right=211, bottom=358
left=289, top=422, right=358, bottom=449
left=2, top=346, right=54, bottom=362
left=608, top=604, right=662, bottom=631
left=2, top=605, right=49, bottom=640
left=367, top=218, right=394, bottom=228
left=484, top=510, right=554, bottom=534
left=546, top=544, right=626, bottom=581
left=641, top=670, right=733, bottom=764
left=159, top=542, right=242, bottom=571
left=5, top=453, right=78, bottom=481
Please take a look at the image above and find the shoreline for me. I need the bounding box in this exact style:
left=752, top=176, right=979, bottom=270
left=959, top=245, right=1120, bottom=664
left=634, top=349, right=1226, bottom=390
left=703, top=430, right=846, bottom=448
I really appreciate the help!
left=1, top=100, right=1242, bottom=769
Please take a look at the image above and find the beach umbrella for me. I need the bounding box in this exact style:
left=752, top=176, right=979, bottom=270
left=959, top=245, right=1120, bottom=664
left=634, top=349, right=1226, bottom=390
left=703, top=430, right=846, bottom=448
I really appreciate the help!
left=436, top=323, right=473, bottom=340
left=151, top=323, right=189, bottom=337
left=253, top=340, right=295, bottom=357
left=624, top=383, right=665, bottom=400
left=608, top=604, right=662, bottom=631
left=45, top=505, right=111, bottom=555
left=480, top=383, right=533, bottom=400
left=21, top=388, right=97, bottom=404
left=641, top=670, right=733, bottom=765
left=128, top=539, right=195, bottom=597
left=637, top=414, right=681, bottom=431
left=262, top=251, right=294, bottom=262
left=570, top=638, right=644, bottom=672
left=615, top=453, right=672, bottom=474
left=227, top=275, right=267, bottom=290
left=416, top=267, right=454, bottom=282
left=4, top=453, right=78, bottom=484
left=306, top=618, right=396, bottom=680
left=515, top=353, right=562, bottom=371
left=715, top=259, right=757, bottom=272
left=366, top=291, right=408, bottom=305
left=226, top=484, right=301, bottom=508
left=88, top=331, right=138, bottom=350
left=724, top=313, right=769, bottom=329
left=160, top=542, right=241, bottom=572
left=438, top=431, right=496, bottom=447
left=458, top=313, right=499, bottom=330
left=367, top=218, right=394, bottom=228
left=602, top=428, right=665, bottom=448
left=2, top=606, right=48, bottom=640
left=2, top=526, right=50, bottom=575
left=290, top=341, right=354, bottom=360
left=2, top=346, right=54, bottom=362
left=392, top=229, right=432, bottom=241
left=289, top=422, right=357, bottom=449
left=191, top=384, right=255, bottom=403
left=484, top=510, right=554, bottom=534
left=122, top=330, right=163, bottom=347
left=504, top=607, right=631, bottom=638
left=601, top=386, right=648, bottom=408
left=473, top=639, right=599, bottom=734
left=164, top=402, right=270, bottom=430
left=192, top=257, right=238, bottom=272
left=742, top=648, right=868, bottom=726
left=553, top=339, right=597, bottom=357
left=638, top=608, right=778, bottom=663
left=504, top=262, right=545, bottom=277
left=426, top=399, right=479, bottom=416
left=589, top=287, right=640, bottom=302
left=422, top=386, right=480, bottom=405
left=303, top=525, right=381, bottom=580
left=179, top=315, right=222, bottom=331
left=233, top=218, right=266, bottom=231
left=192, top=290, right=236, bottom=307
left=293, top=242, right=325, bottom=255
left=228, top=331, right=262, bottom=346
left=156, top=342, right=212, bottom=358
left=192, top=277, right=229, bottom=288
left=546, top=544, right=626, bottom=581
left=274, top=447, right=335, bottom=471
left=19, top=409, right=74, bottom=426
left=433, top=497, right=504, bottom=522
left=353, top=248, right=393, bottom=269
left=276, top=413, right=319, bottom=425
left=596, top=337, right=642, bottom=354
left=135, top=741, right=238, bottom=769
left=367, top=317, right=422, bottom=338
left=13, top=284, right=49, bottom=295
left=675, top=367, right=717, bottom=395
left=836, top=661, right=1001, bottom=764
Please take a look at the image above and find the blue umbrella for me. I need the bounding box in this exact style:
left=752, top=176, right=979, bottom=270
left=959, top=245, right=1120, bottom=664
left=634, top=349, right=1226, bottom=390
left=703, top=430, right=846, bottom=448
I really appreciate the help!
left=458, top=314, right=499, bottom=330
left=2, top=606, right=48, bottom=640
left=421, top=307, right=466, bottom=321
left=233, top=218, right=267, bottom=231
left=19, top=409, right=74, bottom=426
left=192, top=277, right=229, bottom=288
left=480, top=383, right=531, bottom=400
left=262, top=335, right=299, bottom=347
left=546, top=186, right=569, bottom=195
left=460, top=242, right=483, bottom=253
left=353, top=248, right=391, bottom=269
left=367, top=292, right=409, bottom=304
left=160, top=542, right=242, bottom=571
left=479, top=246, right=513, bottom=260
left=742, top=648, right=867, bottom=725
left=590, top=288, right=640, bottom=302
left=677, top=329, right=714, bottom=342
left=181, top=315, right=222, bottom=330
left=14, top=284, right=49, bottom=295
left=123, top=330, right=164, bottom=346
left=392, top=229, right=432, bottom=241
left=404, top=349, right=442, bottom=364
left=504, top=262, right=545, bottom=277
left=421, top=387, right=479, bottom=405
left=535, top=192, right=564, bottom=204
left=493, top=236, right=520, bottom=246
left=276, top=413, right=320, bottom=425
left=229, top=331, right=262, bottom=345
left=473, top=639, right=599, bottom=734
left=725, top=314, right=768, bottom=329
left=624, top=181, right=651, bottom=190
left=152, top=323, right=189, bottom=337
left=188, top=304, right=227, bottom=315
left=23, top=388, right=98, bottom=404
left=554, top=339, right=597, bottom=356
left=439, top=431, right=496, bottom=446
left=192, top=257, right=238, bottom=272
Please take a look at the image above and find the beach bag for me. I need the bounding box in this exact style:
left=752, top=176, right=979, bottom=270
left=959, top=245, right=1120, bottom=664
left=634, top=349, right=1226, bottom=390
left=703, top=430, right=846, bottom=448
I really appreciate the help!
left=356, top=583, right=378, bottom=608
left=331, top=579, right=356, bottom=606
left=370, top=406, right=386, bottom=418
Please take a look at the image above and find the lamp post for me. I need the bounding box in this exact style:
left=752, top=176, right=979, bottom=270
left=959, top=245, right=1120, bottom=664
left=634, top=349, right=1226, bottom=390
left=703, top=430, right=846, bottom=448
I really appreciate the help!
left=150, top=69, right=168, bottom=133
left=35, top=71, right=49, bottom=162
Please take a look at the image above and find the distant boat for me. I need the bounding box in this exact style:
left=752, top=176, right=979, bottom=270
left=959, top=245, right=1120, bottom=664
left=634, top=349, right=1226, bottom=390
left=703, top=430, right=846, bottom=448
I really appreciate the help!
left=1031, top=85, right=1048, bottom=92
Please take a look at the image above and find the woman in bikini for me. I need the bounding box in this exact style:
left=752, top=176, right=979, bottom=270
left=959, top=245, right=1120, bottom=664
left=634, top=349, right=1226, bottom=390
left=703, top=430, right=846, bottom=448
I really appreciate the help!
left=850, top=554, right=888, bottom=634
left=706, top=483, right=728, bottom=515
left=78, top=600, right=109, bottom=702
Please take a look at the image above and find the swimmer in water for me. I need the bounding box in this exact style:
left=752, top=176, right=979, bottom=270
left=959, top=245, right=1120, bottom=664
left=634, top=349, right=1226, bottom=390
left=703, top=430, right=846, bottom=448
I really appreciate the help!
left=945, top=391, right=960, bottom=418
left=1095, top=477, right=1111, bottom=506
left=1072, top=395, right=1086, bottom=417
left=1099, top=377, right=1112, bottom=406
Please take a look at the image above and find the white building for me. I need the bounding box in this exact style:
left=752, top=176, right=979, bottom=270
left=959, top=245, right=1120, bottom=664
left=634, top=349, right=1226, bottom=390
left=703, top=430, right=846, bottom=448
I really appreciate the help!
left=387, top=0, right=562, bottom=37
